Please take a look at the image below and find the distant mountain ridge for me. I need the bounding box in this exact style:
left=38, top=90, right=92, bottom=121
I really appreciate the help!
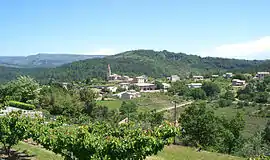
left=0, top=53, right=106, bottom=68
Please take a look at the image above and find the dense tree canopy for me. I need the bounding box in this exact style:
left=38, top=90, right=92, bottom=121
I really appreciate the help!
left=180, top=102, right=245, bottom=154
left=201, top=82, right=221, bottom=97
left=189, top=88, right=207, bottom=100
left=0, top=112, right=33, bottom=156
left=168, top=81, right=189, bottom=96
left=0, top=76, right=40, bottom=104
left=179, top=103, right=221, bottom=147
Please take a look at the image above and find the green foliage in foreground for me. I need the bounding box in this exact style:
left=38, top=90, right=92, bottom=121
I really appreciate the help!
left=0, top=112, right=178, bottom=160
left=35, top=121, right=178, bottom=160
left=239, top=131, right=270, bottom=158
left=11, top=143, right=245, bottom=160
left=0, top=112, right=33, bottom=157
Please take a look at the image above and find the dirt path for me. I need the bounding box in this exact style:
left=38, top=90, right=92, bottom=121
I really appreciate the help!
left=156, top=101, right=193, bottom=112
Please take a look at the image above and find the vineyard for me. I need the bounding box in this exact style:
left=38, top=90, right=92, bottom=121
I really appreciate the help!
left=0, top=112, right=178, bottom=160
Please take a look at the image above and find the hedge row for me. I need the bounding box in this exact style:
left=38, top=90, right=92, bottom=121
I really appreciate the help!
left=7, top=101, right=36, bottom=110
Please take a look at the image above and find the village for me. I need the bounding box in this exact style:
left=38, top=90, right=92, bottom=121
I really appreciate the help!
left=89, top=64, right=269, bottom=101
left=1, top=63, right=269, bottom=119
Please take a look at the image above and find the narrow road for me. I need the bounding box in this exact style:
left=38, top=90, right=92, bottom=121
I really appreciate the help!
left=157, top=101, right=194, bottom=112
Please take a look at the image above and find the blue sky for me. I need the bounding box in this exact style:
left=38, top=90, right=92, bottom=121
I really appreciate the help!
left=1, top=0, right=270, bottom=59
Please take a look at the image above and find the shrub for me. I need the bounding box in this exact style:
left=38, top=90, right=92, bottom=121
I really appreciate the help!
left=237, top=101, right=249, bottom=108
left=189, top=88, right=206, bottom=100
left=254, top=92, right=269, bottom=103
left=6, top=101, right=36, bottom=110
left=218, top=99, right=233, bottom=107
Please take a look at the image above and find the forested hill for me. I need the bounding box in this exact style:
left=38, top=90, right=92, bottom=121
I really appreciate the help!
left=0, top=50, right=265, bottom=83
left=0, top=53, right=105, bottom=68
left=45, top=50, right=263, bottom=81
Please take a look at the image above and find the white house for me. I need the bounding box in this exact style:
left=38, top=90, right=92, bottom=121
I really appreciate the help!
left=167, top=75, right=180, bottom=82
left=121, top=90, right=141, bottom=100
left=133, top=75, right=147, bottom=83
left=122, top=76, right=130, bottom=81
left=193, top=76, right=204, bottom=81
left=118, top=82, right=130, bottom=90
left=108, top=74, right=122, bottom=81
left=107, top=86, right=118, bottom=93
left=212, top=75, right=219, bottom=78
left=223, top=73, right=233, bottom=78
left=162, top=83, right=171, bottom=90
left=187, top=83, right=202, bottom=89
left=232, top=79, right=246, bottom=86
left=255, top=72, right=270, bottom=79
left=134, top=83, right=156, bottom=91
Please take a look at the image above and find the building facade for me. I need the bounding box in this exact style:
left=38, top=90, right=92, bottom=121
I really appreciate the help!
left=232, top=79, right=246, bottom=86
left=255, top=72, right=270, bottom=79
left=193, top=76, right=204, bottom=81
left=121, top=90, right=141, bottom=99
left=134, top=83, right=156, bottom=91
left=187, top=83, right=202, bottom=89
left=167, top=75, right=180, bottom=82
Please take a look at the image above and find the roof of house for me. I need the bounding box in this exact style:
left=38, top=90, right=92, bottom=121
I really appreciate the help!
left=257, top=72, right=270, bottom=74
left=188, top=83, right=202, bottom=86
left=162, top=83, right=171, bottom=87
left=123, top=90, right=140, bottom=95
left=136, top=75, right=148, bottom=79
left=109, top=74, right=121, bottom=77
left=232, top=79, right=245, bottom=83
left=119, top=82, right=130, bottom=85
left=134, top=83, right=155, bottom=87
left=136, top=76, right=145, bottom=79
left=193, top=76, right=203, bottom=78
left=107, top=86, right=117, bottom=89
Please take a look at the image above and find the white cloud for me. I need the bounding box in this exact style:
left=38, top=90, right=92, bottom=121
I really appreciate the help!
left=200, top=36, right=270, bottom=60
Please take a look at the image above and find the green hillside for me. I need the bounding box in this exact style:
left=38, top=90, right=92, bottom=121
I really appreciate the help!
left=0, top=53, right=105, bottom=68
left=0, top=50, right=265, bottom=83
left=37, top=50, right=263, bottom=82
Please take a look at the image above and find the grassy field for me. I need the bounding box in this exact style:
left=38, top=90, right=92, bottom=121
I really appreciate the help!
left=147, top=145, right=244, bottom=160
left=215, top=106, right=269, bottom=138
left=96, top=92, right=180, bottom=112
left=10, top=142, right=63, bottom=160
left=132, top=93, right=175, bottom=111
left=8, top=143, right=244, bottom=160
left=167, top=102, right=269, bottom=138
left=96, top=99, right=123, bottom=110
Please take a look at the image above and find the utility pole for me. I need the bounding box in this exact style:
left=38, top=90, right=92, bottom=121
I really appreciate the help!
left=173, top=100, right=177, bottom=144
left=127, top=110, right=130, bottom=123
